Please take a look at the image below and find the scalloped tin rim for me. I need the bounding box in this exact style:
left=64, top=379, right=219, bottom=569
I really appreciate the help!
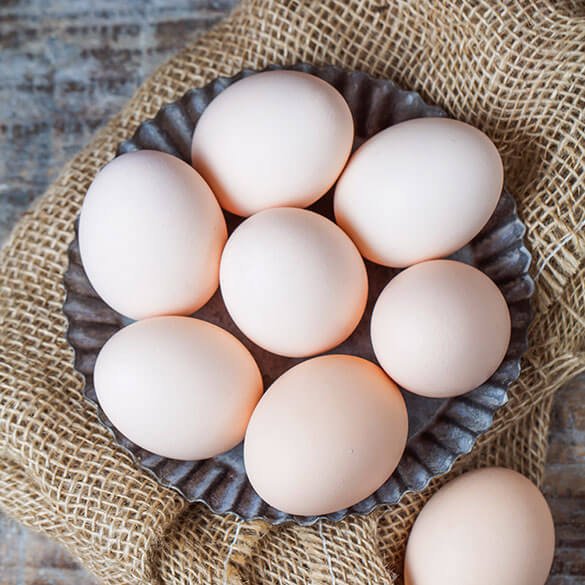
left=63, top=63, right=534, bottom=525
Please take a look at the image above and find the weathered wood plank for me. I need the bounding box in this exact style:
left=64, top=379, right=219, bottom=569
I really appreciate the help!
left=544, top=375, right=585, bottom=584
left=0, top=0, right=237, bottom=245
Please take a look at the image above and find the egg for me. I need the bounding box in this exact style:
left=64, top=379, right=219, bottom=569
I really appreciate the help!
left=371, top=260, right=511, bottom=398
left=404, top=467, right=555, bottom=585
left=79, top=150, right=227, bottom=321
left=244, top=355, right=408, bottom=516
left=94, top=316, right=263, bottom=460
left=191, top=70, right=354, bottom=216
left=334, top=118, right=503, bottom=267
left=220, top=207, right=368, bottom=357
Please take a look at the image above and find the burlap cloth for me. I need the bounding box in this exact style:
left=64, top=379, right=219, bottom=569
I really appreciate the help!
left=1, top=1, right=583, bottom=583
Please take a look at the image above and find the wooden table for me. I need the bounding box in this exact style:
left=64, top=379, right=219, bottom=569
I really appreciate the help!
left=0, top=1, right=583, bottom=583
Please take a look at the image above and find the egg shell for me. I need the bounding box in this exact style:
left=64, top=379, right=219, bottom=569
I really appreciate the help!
left=191, top=70, right=354, bottom=216
left=334, top=117, right=503, bottom=267
left=219, top=207, right=368, bottom=358
left=244, top=355, right=408, bottom=516
left=94, top=316, right=263, bottom=460
left=79, top=150, right=227, bottom=321
left=371, top=259, right=511, bottom=398
left=404, top=467, right=555, bottom=585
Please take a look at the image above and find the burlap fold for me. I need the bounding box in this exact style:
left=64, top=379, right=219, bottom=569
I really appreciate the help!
left=0, top=1, right=583, bottom=583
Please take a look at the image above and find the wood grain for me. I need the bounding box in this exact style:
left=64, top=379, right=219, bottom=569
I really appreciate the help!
left=544, top=375, right=585, bottom=585
left=0, top=1, right=583, bottom=583
left=0, top=0, right=237, bottom=244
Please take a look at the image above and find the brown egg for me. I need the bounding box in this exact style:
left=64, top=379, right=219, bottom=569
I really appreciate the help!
left=79, top=150, right=227, bottom=321
left=371, top=259, right=511, bottom=398
left=220, top=208, right=368, bottom=358
left=404, top=467, right=555, bottom=585
left=192, top=70, right=354, bottom=217
left=94, top=316, right=263, bottom=460
left=335, top=118, right=503, bottom=267
left=244, top=355, right=408, bottom=516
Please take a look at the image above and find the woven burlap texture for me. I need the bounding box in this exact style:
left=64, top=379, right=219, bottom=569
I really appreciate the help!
left=1, top=1, right=583, bottom=583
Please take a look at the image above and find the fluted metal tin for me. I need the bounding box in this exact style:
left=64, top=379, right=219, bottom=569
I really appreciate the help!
left=64, top=64, right=534, bottom=525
